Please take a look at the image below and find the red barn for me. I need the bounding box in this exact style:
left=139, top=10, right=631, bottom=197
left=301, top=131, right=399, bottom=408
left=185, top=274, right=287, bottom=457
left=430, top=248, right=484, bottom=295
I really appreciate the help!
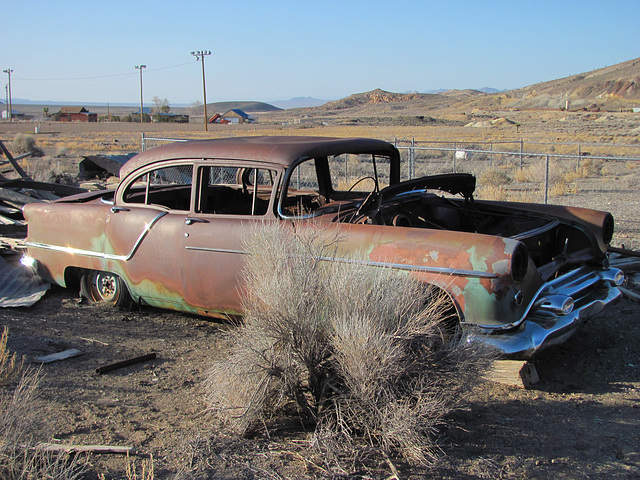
left=56, top=107, right=98, bottom=122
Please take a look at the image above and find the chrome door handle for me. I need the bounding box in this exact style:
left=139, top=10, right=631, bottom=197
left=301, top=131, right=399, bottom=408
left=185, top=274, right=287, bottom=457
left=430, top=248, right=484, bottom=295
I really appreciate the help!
left=185, top=217, right=209, bottom=225
left=110, top=206, right=130, bottom=213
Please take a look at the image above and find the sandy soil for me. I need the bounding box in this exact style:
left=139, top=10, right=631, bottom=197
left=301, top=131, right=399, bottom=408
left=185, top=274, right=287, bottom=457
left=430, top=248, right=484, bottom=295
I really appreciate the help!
left=2, top=274, right=639, bottom=479
left=1, top=118, right=639, bottom=479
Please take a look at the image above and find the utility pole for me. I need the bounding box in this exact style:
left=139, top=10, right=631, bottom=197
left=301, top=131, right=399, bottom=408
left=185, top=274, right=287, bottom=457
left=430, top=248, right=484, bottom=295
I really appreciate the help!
left=3, top=69, right=13, bottom=122
left=190, top=50, right=211, bottom=131
left=135, top=65, right=146, bottom=124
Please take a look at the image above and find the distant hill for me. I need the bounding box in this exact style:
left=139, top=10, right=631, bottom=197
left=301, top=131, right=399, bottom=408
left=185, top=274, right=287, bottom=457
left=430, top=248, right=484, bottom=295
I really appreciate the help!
left=478, top=87, right=502, bottom=94
left=437, top=89, right=485, bottom=97
left=207, top=101, right=281, bottom=113
left=466, top=57, right=640, bottom=111
left=319, top=89, right=448, bottom=110
left=270, top=97, right=328, bottom=109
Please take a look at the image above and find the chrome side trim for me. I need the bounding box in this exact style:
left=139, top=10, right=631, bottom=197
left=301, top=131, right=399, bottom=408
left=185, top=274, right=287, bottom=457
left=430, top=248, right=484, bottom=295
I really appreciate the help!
left=182, top=247, right=498, bottom=279
left=26, top=211, right=168, bottom=262
left=185, top=247, right=246, bottom=255
left=318, top=256, right=498, bottom=279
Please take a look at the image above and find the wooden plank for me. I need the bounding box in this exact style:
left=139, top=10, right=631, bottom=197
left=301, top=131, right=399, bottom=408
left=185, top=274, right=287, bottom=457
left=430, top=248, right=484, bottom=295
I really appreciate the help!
left=36, top=349, right=83, bottom=364
left=0, top=187, right=46, bottom=205
left=37, top=443, right=134, bottom=455
left=485, top=360, right=539, bottom=388
left=0, top=140, right=30, bottom=179
left=619, top=286, right=640, bottom=303
left=0, top=179, right=87, bottom=197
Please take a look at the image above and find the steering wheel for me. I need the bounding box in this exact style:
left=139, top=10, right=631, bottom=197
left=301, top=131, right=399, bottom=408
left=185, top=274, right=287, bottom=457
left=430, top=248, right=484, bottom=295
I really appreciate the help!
left=348, top=176, right=376, bottom=192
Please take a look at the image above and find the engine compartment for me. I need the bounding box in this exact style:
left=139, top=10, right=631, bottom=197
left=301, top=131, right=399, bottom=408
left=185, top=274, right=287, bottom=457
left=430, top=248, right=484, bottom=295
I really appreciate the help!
left=333, top=191, right=600, bottom=275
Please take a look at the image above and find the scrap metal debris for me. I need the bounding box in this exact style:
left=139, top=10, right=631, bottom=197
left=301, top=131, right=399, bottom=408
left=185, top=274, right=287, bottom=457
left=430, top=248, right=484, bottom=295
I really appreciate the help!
left=79, top=153, right=135, bottom=180
left=0, top=139, right=90, bottom=308
left=0, top=139, right=88, bottom=229
left=36, top=348, right=83, bottom=364
left=0, top=255, right=49, bottom=307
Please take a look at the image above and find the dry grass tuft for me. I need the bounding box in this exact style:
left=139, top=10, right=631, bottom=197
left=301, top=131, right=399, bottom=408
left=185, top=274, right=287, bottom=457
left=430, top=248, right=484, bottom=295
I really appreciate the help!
left=205, top=223, right=493, bottom=470
left=1, top=328, right=86, bottom=480
left=0, top=327, right=23, bottom=386
left=125, top=453, right=154, bottom=480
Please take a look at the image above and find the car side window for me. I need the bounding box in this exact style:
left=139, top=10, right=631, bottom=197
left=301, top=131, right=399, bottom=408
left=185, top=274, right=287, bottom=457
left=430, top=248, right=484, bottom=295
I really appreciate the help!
left=282, top=159, right=325, bottom=216
left=196, top=165, right=275, bottom=216
left=123, top=164, right=193, bottom=211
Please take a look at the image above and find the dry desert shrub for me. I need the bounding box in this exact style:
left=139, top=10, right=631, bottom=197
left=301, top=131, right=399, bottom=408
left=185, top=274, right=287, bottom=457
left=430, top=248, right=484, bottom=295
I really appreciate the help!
left=476, top=185, right=511, bottom=201
left=625, top=161, right=640, bottom=170
left=478, top=167, right=512, bottom=187
left=205, top=223, right=493, bottom=469
left=9, top=134, right=44, bottom=157
left=23, top=157, right=68, bottom=183
left=575, top=157, right=605, bottom=177
left=0, top=328, right=86, bottom=480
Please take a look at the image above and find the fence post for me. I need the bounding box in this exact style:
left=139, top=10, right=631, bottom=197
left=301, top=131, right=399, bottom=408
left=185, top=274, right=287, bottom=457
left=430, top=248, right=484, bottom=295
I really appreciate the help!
left=453, top=142, right=456, bottom=172
left=490, top=142, right=493, bottom=166
left=410, top=138, right=415, bottom=179
left=544, top=154, right=550, bottom=205
left=345, top=153, right=349, bottom=184
left=577, top=144, right=581, bottom=171
left=519, top=139, right=523, bottom=167
left=141, top=132, right=146, bottom=152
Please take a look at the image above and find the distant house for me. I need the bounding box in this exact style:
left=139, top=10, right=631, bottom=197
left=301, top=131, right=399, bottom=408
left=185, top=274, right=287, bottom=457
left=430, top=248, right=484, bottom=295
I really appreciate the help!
left=56, top=107, right=97, bottom=122
left=221, top=109, right=255, bottom=124
left=208, top=113, right=230, bottom=124
left=2, top=109, right=29, bottom=120
left=132, top=107, right=153, bottom=116
left=152, top=112, right=189, bottom=123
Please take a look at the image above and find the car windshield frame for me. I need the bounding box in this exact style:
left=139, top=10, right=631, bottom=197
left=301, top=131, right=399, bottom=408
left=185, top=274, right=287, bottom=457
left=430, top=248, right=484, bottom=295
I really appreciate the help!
left=277, top=152, right=396, bottom=220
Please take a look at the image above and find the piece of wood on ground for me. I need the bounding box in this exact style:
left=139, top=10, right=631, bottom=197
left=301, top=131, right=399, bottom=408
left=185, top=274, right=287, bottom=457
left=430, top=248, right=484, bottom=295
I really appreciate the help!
left=36, top=348, right=83, bottom=364
left=485, top=360, right=539, bottom=388
left=619, top=286, right=640, bottom=303
left=37, top=443, right=135, bottom=455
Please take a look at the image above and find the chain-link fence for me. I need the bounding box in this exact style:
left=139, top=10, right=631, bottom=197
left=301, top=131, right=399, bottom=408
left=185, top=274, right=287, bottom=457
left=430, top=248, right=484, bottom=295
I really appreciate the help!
left=140, top=133, right=640, bottom=245
left=392, top=138, right=640, bottom=205
left=141, top=134, right=640, bottom=203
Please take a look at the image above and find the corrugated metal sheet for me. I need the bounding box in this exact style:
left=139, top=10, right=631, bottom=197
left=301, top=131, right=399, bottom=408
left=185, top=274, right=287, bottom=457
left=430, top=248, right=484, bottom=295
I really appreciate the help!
left=0, top=256, right=49, bottom=307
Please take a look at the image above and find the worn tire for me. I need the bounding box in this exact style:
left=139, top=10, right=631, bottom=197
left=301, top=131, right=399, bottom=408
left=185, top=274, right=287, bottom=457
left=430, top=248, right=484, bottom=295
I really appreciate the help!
left=80, top=270, right=133, bottom=309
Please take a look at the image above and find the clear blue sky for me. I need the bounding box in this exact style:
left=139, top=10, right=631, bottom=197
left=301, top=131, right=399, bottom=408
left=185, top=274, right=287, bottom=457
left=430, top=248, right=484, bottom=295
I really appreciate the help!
left=3, top=0, right=639, bottom=105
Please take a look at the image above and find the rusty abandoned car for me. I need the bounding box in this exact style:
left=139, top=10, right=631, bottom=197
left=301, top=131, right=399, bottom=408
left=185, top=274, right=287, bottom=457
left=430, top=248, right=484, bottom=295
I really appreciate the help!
left=22, top=136, right=624, bottom=358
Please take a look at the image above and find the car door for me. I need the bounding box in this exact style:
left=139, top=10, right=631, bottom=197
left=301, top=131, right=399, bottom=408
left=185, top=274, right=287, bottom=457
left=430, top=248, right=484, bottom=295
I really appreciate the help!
left=105, top=161, right=195, bottom=309
left=180, top=163, right=279, bottom=316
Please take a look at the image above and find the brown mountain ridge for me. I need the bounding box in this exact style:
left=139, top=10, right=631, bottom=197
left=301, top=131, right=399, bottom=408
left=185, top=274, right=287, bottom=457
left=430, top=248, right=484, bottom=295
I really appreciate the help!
left=312, top=57, right=640, bottom=114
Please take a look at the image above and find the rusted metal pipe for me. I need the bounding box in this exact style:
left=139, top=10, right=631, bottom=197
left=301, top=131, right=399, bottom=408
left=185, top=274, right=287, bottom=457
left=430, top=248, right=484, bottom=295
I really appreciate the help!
left=95, top=353, right=156, bottom=374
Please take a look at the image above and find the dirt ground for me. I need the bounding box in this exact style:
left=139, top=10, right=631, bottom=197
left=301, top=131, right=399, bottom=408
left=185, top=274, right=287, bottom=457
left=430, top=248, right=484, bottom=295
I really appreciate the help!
left=1, top=119, right=640, bottom=479
left=2, top=268, right=639, bottom=479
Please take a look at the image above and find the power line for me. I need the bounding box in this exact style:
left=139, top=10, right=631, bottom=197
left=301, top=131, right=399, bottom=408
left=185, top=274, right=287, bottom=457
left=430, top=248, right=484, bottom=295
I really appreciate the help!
left=14, top=62, right=194, bottom=82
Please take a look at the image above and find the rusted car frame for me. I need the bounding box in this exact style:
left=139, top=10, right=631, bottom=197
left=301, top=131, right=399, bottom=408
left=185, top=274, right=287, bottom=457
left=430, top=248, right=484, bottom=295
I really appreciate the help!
left=22, top=136, right=623, bottom=358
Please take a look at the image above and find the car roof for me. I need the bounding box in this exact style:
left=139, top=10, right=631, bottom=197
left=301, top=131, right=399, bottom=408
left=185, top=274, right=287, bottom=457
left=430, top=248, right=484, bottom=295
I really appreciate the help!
left=120, top=136, right=399, bottom=179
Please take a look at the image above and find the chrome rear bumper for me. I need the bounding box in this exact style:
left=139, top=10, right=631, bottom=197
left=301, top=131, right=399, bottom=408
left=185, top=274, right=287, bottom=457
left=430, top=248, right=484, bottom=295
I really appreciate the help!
left=477, top=266, right=624, bottom=358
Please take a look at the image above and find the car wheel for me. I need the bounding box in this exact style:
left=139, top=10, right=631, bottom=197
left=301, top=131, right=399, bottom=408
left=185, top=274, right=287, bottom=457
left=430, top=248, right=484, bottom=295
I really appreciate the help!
left=80, top=270, right=133, bottom=309
left=424, top=287, right=461, bottom=348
